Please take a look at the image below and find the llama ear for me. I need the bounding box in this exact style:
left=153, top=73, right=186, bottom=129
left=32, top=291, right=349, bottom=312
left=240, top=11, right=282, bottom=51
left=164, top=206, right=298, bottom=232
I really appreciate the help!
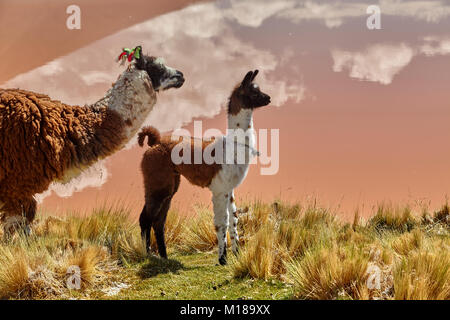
left=242, top=71, right=254, bottom=87
left=250, top=69, right=259, bottom=82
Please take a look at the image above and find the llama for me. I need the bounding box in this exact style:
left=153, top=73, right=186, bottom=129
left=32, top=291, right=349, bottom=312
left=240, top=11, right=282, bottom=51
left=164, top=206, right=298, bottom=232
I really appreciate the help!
left=137, top=70, right=271, bottom=265
left=0, top=46, right=185, bottom=236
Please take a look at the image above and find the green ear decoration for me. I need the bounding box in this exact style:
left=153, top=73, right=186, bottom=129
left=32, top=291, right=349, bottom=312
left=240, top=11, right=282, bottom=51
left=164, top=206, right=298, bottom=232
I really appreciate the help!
left=133, top=46, right=142, bottom=59
left=117, top=46, right=142, bottom=64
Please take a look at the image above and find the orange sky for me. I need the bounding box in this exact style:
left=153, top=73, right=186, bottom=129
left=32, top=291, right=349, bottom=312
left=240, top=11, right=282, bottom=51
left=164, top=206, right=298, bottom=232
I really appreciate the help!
left=2, top=0, right=450, bottom=221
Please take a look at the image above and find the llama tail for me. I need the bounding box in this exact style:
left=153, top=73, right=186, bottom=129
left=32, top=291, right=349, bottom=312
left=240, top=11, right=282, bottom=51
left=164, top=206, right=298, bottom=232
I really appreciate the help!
left=138, top=126, right=161, bottom=147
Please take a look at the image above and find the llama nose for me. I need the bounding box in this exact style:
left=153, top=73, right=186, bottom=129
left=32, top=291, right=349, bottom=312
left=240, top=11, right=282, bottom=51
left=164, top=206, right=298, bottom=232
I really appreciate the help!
left=172, top=70, right=185, bottom=88
left=175, top=71, right=184, bottom=79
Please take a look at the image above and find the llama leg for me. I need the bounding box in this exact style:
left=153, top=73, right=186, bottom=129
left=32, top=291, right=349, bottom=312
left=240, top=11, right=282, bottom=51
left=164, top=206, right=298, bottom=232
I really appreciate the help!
left=153, top=175, right=179, bottom=259
left=22, top=197, right=37, bottom=236
left=139, top=204, right=152, bottom=253
left=227, top=190, right=239, bottom=255
left=153, top=197, right=171, bottom=259
left=212, top=192, right=229, bottom=265
left=1, top=200, right=27, bottom=239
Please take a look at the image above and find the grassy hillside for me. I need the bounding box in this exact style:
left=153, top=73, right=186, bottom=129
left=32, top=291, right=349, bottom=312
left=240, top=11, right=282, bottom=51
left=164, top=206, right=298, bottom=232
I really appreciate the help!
left=0, top=201, right=448, bottom=300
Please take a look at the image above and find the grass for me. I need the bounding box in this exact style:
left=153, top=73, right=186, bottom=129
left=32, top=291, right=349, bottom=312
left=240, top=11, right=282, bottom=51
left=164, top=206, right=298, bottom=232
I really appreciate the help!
left=0, top=200, right=448, bottom=300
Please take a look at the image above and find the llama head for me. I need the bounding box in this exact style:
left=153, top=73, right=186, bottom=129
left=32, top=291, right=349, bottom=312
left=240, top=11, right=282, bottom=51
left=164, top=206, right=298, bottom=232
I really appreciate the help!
left=228, top=70, right=271, bottom=115
left=134, top=48, right=185, bottom=91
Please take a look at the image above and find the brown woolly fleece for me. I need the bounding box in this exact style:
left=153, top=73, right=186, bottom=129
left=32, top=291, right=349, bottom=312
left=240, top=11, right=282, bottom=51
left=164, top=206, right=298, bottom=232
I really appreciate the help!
left=0, top=89, right=126, bottom=223
left=138, top=127, right=221, bottom=191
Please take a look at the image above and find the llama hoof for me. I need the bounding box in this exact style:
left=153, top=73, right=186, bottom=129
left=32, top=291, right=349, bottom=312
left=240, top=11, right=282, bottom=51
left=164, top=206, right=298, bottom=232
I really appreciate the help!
left=23, top=225, right=32, bottom=237
left=219, top=255, right=227, bottom=266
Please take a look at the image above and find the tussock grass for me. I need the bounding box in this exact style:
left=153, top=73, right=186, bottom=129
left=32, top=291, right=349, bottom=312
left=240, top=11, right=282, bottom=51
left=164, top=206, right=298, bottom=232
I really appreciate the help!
left=181, top=205, right=218, bottom=252
left=232, top=223, right=276, bottom=279
left=0, top=206, right=137, bottom=299
left=394, top=250, right=450, bottom=300
left=0, top=200, right=448, bottom=300
left=391, top=229, right=424, bottom=256
left=232, top=202, right=339, bottom=279
left=286, top=244, right=370, bottom=300
left=229, top=200, right=449, bottom=300
left=368, top=204, right=417, bottom=233
left=433, top=203, right=450, bottom=224
left=0, top=236, right=115, bottom=299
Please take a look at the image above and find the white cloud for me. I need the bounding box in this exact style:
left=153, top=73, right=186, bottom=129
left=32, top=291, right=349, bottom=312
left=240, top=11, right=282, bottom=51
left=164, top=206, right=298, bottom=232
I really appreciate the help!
left=81, top=71, right=114, bottom=86
left=332, top=35, right=450, bottom=85
left=278, top=1, right=367, bottom=28
left=420, top=36, right=450, bottom=56
left=225, top=0, right=297, bottom=27
left=215, top=0, right=450, bottom=30
left=380, top=0, right=450, bottom=23
left=332, top=43, right=415, bottom=84
left=35, top=161, right=108, bottom=203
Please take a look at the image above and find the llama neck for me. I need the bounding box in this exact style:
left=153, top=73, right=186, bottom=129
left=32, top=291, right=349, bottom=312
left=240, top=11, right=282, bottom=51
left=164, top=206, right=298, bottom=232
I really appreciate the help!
left=58, top=67, right=157, bottom=183
left=103, top=66, right=157, bottom=141
left=227, top=108, right=256, bottom=149
left=88, top=66, right=156, bottom=150
left=72, top=67, right=156, bottom=165
left=228, top=108, right=254, bottom=132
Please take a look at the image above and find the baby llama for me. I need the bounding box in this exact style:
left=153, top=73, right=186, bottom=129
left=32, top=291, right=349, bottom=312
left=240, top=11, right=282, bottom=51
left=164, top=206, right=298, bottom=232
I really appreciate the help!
left=138, top=70, right=271, bottom=265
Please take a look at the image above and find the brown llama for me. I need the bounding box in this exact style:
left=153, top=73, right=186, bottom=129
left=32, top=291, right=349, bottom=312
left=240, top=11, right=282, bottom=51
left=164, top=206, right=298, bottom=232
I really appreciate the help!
left=138, top=70, right=271, bottom=265
left=0, top=46, right=185, bottom=237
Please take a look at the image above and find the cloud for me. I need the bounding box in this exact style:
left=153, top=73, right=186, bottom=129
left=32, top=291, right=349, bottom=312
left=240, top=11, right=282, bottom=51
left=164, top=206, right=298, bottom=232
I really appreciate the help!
left=278, top=1, right=367, bottom=29
left=380, top=0, right=450, bottom=23
left=219, top=0, right=450, bottom=30
left=35, top=161, right=108, bottom=203
left=225, top=0, right=297, bottom=27
left=332, top=43, right=415, bottom=85
left=420, top=36, right=450, bottom=56
left=3, top=1, right=305, bottom=200
left=331, top=36, right=450, bottom=85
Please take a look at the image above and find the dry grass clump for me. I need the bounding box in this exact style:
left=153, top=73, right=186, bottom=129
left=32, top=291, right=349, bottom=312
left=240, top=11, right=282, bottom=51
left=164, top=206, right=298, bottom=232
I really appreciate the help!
left=286, top=244, right=370, bottom=300
left=432, top=204, right=450, bottom=225
left=0, top=246, right=57, bottom=299
left=0, top=203, right=192, bottom=299
left=391, top=229, right=424, bottom=256
left=62, top=246, right=113, bottom=289
left=0, top=205, right=141, bottom=299
left=232, top=202, right=339, bottom=279
left=368, top=204, right=417, bottom=233
left=230, top=200, right=449, bottom=300
left=232, top=224, right=277, bottom=279
left=393, top=250, right=450, bottom=300
left=0, top=236, right=116, bottom=299
left=181, top=205, right=218, bottom=252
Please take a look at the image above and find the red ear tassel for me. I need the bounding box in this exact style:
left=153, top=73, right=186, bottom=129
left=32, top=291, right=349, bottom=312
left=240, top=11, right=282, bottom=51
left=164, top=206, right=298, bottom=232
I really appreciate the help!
left=127, top=50, right=135, bottom=62
left=118, top=51, right=127, bottom=62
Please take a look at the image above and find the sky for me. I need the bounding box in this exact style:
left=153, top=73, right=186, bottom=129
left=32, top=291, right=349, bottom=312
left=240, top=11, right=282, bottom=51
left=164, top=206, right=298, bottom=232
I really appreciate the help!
left=1, top=0, right=450, bottom=220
